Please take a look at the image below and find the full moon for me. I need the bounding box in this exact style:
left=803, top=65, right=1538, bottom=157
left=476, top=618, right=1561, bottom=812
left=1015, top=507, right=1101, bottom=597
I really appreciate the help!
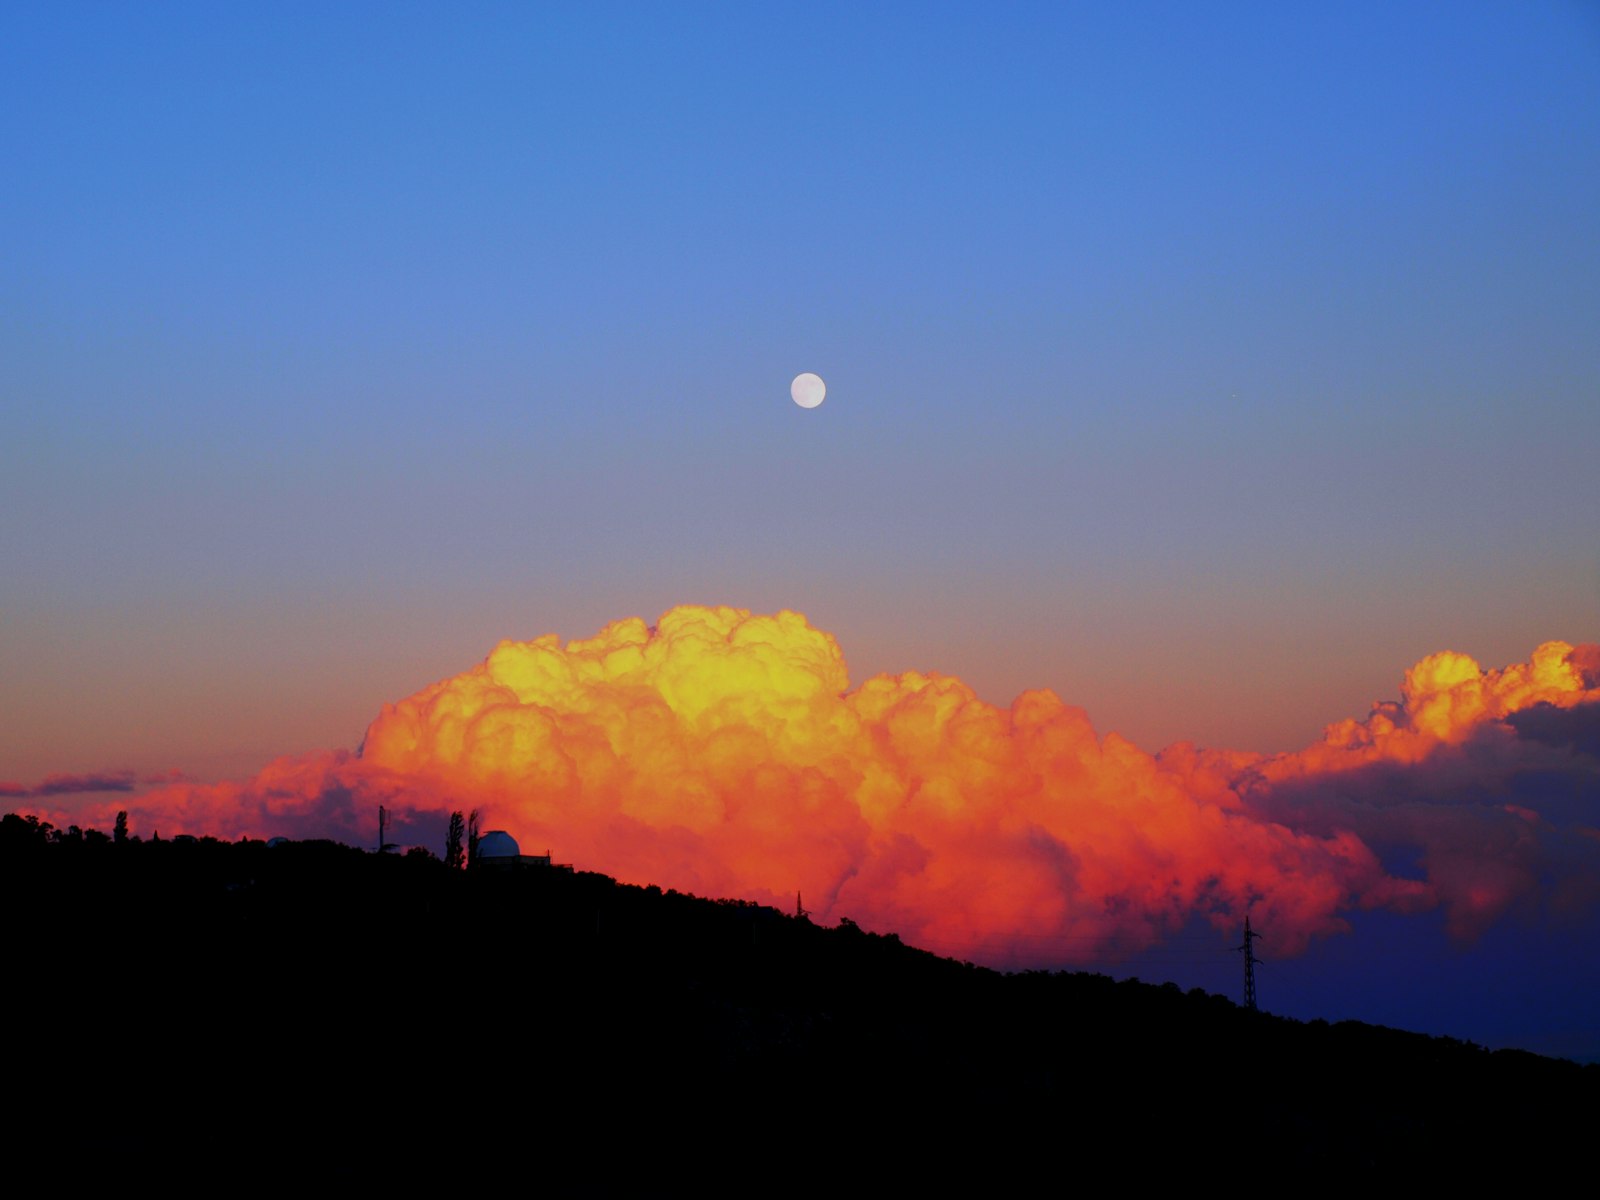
left=790, top=372, right=826, bottom=409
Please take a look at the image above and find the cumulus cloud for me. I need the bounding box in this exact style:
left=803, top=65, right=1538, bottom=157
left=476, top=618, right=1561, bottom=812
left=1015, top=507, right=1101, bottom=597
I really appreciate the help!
left=44, top=606, right=1600, bottom=967
left=1215, top=641, right=1600, bottom=938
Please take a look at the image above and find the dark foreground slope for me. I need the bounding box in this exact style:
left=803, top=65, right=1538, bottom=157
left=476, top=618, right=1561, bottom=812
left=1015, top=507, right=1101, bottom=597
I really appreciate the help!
left=5, top=818, right=1593, bottom=1186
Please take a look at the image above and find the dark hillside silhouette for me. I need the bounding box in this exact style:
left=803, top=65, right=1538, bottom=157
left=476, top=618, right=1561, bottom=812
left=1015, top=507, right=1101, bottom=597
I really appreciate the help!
left=4, top=811, right=1592, bottom=1185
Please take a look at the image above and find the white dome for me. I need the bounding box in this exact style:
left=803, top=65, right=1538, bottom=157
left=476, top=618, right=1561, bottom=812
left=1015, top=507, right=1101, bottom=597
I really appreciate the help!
left=477, top=830, right=521, bottom=859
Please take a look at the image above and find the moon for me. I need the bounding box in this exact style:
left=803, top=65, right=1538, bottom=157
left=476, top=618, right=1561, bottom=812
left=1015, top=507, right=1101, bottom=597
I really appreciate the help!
left=790, top=372, right=826, bottom=409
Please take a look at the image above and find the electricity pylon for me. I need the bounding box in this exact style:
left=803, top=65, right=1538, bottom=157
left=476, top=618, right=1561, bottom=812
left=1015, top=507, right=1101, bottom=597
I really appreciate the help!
left=1236, top=915, right=1264, bottom=1012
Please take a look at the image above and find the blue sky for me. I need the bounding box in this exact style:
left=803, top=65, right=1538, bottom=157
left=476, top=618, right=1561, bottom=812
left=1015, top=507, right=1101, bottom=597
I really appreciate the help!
left=5, top=1, right=1597, bottom=762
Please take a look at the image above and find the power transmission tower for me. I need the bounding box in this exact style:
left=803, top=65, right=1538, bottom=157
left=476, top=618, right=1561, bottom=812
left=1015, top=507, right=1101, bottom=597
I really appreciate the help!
left=795, top=892, right=810, bottom=921
left=1236, top=915, right=1264, bottom=1011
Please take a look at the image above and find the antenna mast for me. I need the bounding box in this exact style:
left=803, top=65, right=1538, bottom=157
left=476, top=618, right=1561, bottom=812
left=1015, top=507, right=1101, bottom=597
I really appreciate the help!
left=1236, top=915, right=1264, bottom=1011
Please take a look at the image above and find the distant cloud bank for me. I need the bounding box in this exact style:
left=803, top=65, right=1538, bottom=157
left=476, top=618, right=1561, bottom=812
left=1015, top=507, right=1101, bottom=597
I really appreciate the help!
left=32, top=606, right=1600, bottom=966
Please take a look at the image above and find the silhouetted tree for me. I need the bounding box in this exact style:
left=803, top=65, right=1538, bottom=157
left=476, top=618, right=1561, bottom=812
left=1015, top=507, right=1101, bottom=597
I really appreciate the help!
left=467, top=809, right=480, bottom=867
left=114, top=811, right=129, bottom=844
left=1, top=813, right=53, bottom=845
left=445, top=811, right=466, bottom=869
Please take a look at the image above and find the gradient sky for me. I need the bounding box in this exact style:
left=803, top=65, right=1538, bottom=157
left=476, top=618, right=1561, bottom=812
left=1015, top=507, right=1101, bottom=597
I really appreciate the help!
left=3, top=4, right=1599, bottom=1054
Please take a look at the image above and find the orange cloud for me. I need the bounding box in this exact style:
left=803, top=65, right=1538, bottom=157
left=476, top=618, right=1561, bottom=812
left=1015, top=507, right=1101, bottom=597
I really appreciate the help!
left=52, top=607, right=1600, bottom=966
left=1214, top=639, right=1600, bottom=938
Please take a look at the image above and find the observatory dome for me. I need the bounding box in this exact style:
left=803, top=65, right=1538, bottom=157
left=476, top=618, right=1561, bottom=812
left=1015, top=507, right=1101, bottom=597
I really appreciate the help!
left=477, top=830, right=521, bottom=860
